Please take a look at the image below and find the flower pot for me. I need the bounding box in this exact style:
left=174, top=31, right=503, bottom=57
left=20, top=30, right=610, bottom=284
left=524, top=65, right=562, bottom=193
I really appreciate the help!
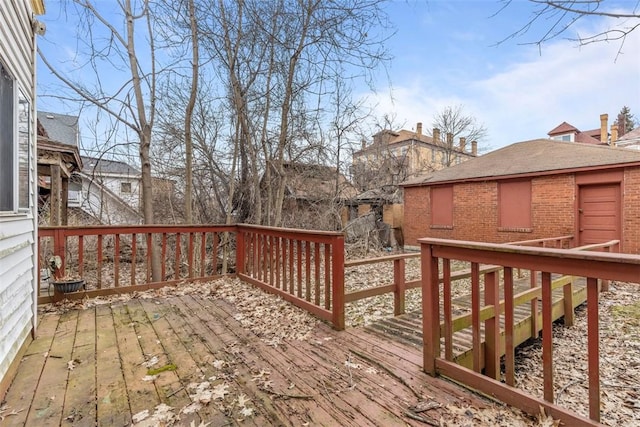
left=52, top=279, right=85, bottom=293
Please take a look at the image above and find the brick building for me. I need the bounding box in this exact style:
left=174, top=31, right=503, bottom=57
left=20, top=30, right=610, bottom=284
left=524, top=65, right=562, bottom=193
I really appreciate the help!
left=402, top=139, right=640, bottom=254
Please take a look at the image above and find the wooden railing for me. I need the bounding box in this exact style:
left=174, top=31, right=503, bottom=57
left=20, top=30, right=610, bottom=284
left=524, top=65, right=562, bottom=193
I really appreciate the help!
left=420, top=237, right=640, bottom=425
left=344, top=253, right=500, bottom=316
left=342, top=236, right=574, bottom=318
left=38, top=225, right=236, bottom=304
left=236, top=224, right=346, bottom=330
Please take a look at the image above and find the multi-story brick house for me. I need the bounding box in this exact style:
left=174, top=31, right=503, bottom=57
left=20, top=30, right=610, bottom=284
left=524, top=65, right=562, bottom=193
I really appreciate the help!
left=351, top=123, right=477, bottom=191
left=402, top=139, right=640, bottom=254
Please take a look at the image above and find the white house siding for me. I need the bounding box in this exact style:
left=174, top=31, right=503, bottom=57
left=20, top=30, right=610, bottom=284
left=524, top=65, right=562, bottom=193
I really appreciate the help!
left=102, top=175, right=141, bottom=211
left=0, top=0, right=39, bottom=387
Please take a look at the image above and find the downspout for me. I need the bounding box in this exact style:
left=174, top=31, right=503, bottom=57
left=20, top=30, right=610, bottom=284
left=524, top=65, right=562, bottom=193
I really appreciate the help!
left=31, top=11, right=41, bottom=337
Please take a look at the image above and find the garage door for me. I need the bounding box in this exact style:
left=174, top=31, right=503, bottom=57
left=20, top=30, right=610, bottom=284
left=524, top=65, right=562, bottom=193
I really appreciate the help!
left=578, top=184, right=620, bottom=247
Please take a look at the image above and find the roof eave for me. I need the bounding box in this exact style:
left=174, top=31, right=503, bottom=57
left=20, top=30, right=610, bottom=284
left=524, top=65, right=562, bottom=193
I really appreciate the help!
left=401, top=161, right=640, bottom=187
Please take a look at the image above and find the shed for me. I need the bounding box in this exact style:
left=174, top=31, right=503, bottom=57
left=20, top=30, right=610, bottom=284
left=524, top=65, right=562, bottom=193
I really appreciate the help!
left=402, top=139, right=640, bottom=254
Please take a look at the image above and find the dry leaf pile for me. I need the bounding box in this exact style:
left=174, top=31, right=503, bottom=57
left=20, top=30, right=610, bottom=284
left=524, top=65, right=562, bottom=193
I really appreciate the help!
left=513, top=281, right=640, bottom=426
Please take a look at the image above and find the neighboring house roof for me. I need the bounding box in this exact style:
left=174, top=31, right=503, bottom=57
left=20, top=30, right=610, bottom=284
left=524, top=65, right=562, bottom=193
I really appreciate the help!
left=352, top=186, right=403, bottom=204
left=275, top=162, right=358, bottom=200
left=37, top=111, right=79, bottom=147
left=617, top=127, right=640, bottom=143
left=81, top=156, right=140, bottom=177
left=402, top=139, right=640, bottom=187
left=547, top=122, right=578, bottom=135
left=354, top=127, right=474, bottom=156
left=547, top=120, right=603, bottom=145
left=574, top=132, right=601, bottom=144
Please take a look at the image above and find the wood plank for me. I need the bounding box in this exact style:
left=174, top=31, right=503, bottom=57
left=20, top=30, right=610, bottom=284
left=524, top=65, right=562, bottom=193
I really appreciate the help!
left=207, top=298, right=420, bottom=427
left=125, top=300, right=193, bottom=412
left=151, top=298, right=239, bottom=426
left=110, top=302, right=161, bottom=418
left=181, top=295, right=362, bottom=426
left=62, top=307, right=97, bottom=426
left=175, top=295, right=335, bottom=426
left=95, top=304, right=130, bottom=427
left=2, top=313, right=60, bottom=427
left=24, top=310, right=78, bottom=426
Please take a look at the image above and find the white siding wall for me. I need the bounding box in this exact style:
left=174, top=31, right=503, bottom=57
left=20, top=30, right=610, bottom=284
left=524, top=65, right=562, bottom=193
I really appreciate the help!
left=102, top=175, right=141, bottom=211
left=0, top=0, right=38, bottom=383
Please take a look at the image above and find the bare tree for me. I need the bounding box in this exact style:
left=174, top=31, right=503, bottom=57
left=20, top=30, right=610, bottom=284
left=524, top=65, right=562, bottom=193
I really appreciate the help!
left=197, top=0, right=391, bottom=227
left=430, top=105, right=487, bottom=143
left=39, top=0, right=164, bottom=279
left=497, top=0, right=640, bottom=57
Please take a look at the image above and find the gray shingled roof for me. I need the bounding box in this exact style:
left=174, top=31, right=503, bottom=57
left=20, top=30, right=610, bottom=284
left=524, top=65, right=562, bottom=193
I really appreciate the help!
left=81, top=156, right=140, bottom=176
left=402, top=139, right=640, bottom=186
left=37, top=111, right=79, bottom=147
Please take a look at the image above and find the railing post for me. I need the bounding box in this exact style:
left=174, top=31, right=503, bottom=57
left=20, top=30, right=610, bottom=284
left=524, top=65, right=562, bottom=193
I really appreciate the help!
left=53, top=228, right=66, bottom=280
left=587, top=277, right=601, bottom=422
left=484, top=271, right=500, bottom=380
left=235, top=226, right=245, bottom=275
left=393, top=258, right=406, bottom=316
left=331, top=235, right=345, bottom=331
left=541, top=272, right=554, bottom=403
left=601, top=246, right=611, bottom=291
left=422, top=242, right=440, bottom=376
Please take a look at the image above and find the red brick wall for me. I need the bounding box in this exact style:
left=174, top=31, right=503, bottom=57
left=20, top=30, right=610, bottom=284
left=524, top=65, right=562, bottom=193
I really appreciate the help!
left=624, top=168, right=640, bottom=254
left=405, top=168, right=640, bottom=253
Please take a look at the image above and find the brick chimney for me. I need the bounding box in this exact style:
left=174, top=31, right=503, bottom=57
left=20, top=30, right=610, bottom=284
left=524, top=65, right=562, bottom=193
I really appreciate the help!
left=416, top=122, right=422, bottom=136
left=611, top=124, right=618, bottom=146
left=471, top=140, right=478, bottom=156
left=446, top=132, right=453, bottom=147
left=459, top=137, right=466, bottom=152
left=433, top=128, right=440, bottom=143
left=600, top=114, right=608, bottom=143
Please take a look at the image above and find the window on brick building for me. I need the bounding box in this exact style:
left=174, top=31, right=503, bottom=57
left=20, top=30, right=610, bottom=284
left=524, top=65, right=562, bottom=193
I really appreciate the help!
left=498, top=180, right=532, bottom=230
left=431, top=185, right=453, bottom=228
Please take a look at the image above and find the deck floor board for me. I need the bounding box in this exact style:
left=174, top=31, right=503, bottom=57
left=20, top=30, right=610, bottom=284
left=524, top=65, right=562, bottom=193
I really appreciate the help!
left=3, top=292, right=529, bottom=426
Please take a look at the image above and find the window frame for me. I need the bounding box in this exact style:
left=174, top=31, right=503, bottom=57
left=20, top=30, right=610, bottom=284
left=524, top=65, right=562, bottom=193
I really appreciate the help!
left=430, top=185, right=454, bottom=229
left=121, top=181, right=132, bottom=194
left=0, top=60, right=32, bottom=214
left=0, top=60, right=16, bottom=213
left=498, top=179, right=532, bottom=231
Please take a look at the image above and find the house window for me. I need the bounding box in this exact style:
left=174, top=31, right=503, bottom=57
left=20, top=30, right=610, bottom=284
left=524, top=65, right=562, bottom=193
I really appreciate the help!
left=121, top=182, right=132, bottom=193
left=431, top=185, right=453, bottom=228
left=0, top=61, right=15, bottom=212
left=18, top=91, right=30, bottom=209
left=498, top=180, right=532, bottom=230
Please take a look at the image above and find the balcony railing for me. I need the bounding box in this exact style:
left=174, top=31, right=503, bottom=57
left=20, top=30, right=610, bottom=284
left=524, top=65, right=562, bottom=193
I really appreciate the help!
left=420, top=237, right=640, bottom=425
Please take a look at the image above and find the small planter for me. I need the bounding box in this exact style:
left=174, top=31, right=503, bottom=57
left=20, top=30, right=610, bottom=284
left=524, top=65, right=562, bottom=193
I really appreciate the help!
left=52, top=279, right=85, bottom=293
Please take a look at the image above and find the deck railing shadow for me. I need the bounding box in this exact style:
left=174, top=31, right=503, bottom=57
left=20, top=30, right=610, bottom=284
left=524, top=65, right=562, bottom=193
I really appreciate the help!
left=420, top=237, right=639, bottom=426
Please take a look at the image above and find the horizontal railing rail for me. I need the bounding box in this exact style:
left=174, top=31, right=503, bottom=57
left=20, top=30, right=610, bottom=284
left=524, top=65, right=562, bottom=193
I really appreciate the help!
left=236, top=224, right=345, bottom=330
left=38, top=224, right=237, bottom=304
left=420, top=237, right=640, bottom=425
left=342, top=235, right=575, bottom=318
left=508, top=235, right=574, bottom=248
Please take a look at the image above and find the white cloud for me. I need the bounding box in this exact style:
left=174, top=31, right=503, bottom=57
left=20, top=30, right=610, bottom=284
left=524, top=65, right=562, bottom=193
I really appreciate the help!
left=365, top=14, right=640, bottom=150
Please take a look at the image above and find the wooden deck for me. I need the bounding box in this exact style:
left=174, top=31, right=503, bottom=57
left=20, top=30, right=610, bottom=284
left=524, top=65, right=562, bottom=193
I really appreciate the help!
left=1, top=293, right=530, bottom=427
left=366, top=274, right=587, bottom=370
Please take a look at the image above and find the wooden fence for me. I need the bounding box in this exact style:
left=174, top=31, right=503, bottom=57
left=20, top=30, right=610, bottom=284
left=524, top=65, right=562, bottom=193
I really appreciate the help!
left=420, top=237, right=640, bottom=425
left=38, top=225, right=236, bottom=304
left=236, top=224, right=345, bottom=329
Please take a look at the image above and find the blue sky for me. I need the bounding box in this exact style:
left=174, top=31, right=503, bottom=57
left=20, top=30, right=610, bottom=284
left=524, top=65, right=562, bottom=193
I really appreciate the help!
left=363, top=0, right=640, bottom=150
left=36, top=0, right=640, bottom=155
